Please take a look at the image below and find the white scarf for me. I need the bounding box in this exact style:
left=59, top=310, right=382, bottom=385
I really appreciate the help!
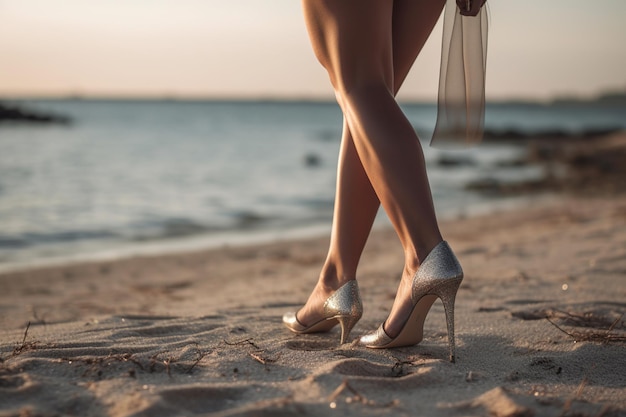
left=431, top=0, right=489, bottom=148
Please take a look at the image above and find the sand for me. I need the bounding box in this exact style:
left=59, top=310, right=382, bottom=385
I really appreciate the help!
left=1, top=136, right=626, bottom=416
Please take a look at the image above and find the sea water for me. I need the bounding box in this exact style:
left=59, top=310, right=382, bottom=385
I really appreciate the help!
left=0, top=98, right=624, bottom=270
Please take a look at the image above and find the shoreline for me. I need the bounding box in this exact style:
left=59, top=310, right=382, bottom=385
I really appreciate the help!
left=1, top=193, right=625, bottom=416
left=0, top=192, right=555, bottom=275
left=2, top=99, right=624, bottom=277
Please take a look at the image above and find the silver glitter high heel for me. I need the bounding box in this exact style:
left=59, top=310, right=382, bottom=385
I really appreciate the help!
left=283, top=280, right=363, bottom=344
left=360, top=241, right=463, bottom=362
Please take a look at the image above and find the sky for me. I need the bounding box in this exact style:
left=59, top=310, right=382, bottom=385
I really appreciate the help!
left=1, top=0, right=625, bottom=101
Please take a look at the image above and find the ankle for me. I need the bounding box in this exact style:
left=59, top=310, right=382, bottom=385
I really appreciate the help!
left=319, top=263, right=355, bottom=290
left=405, top=237, right=444, bottom=273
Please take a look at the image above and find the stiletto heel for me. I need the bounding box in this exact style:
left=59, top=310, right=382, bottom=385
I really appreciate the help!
left=283, top=280, right=363, bottom=344
left=433, top=277, right=462, bottom=362
left=337, top=314, right=360, bottom=344
left=360, top=241, right=463, bottom=362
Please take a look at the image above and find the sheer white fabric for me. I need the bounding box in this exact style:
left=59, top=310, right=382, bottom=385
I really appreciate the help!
left=431, top=0, right=488, bottom=148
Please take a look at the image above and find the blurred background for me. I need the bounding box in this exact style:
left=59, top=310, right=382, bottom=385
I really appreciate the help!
left=1, top=0, right=625, bottom=270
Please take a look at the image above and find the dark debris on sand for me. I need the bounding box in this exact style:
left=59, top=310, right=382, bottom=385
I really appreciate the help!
left=512, top=308, right=626, bottom=344
left=466, top=131, right=626, bottom=196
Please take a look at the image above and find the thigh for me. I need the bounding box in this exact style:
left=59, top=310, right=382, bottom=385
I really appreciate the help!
left=391, top=0, right=446, bottom=93
left=301, top=0, right=445, bottom=95
left=301, top=0, right=394, bottom=93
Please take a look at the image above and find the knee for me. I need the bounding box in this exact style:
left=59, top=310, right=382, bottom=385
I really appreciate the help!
left=328, top=65, right=393, bottom=103
left=333, top=77, right=393, bottom=110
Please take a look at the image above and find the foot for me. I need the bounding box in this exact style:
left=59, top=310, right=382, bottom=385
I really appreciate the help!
left=381, top=267, right=416, bottom=338
left=382, top=240, right=443, bottom=338
left=296, top=278, right=352, bottom=327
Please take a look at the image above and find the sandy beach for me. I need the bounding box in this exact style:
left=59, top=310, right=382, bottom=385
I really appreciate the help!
left=1, top=134, right=626, bottom=417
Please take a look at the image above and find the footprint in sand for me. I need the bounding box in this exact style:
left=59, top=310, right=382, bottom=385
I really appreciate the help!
left=157, top=386, right=248, bottom=414
left=0, top=375, right=29, bottom=390
left=108, top=316, right=225, bottom=341
left=152, top=385, right=287, bottom=415
left=285, top=340, right=336, bottom=351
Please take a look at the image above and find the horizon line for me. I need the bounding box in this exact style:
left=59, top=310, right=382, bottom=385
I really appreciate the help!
left=1, top=89, right=625, bottom=105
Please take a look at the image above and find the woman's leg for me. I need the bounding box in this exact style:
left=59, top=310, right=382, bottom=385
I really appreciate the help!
left=294, top=121, right=379, bottom=326
left=298, top=0, right=446, bottom=337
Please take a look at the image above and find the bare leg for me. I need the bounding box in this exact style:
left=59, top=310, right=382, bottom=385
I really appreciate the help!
left=297, top=0, right=446, bottom=338
left=295, top=121, right=379, bottom=326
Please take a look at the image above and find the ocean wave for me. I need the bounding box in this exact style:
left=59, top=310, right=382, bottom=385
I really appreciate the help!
left=0, top=229, right=119, bottom=249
